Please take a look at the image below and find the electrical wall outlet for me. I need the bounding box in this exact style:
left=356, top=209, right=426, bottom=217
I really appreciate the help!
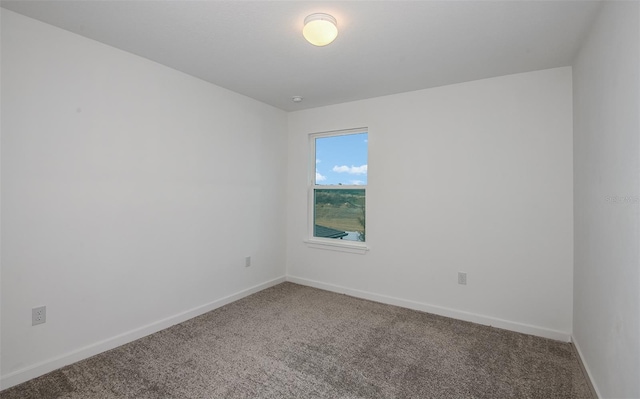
left=32, top=306, right=46, bottom=326
left=245, top=256, right=251, bottom=267
left=458, top=272, right=467, bottom=285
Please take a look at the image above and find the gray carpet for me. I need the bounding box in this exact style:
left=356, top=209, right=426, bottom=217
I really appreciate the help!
left=1, top=282, right=593, bottom=398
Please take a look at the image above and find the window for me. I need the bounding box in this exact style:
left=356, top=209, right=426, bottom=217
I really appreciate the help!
left=309, top=129, right=367, bottom=247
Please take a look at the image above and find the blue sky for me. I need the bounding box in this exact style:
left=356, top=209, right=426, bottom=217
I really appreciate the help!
left=315, top=132, right=368, bottom=185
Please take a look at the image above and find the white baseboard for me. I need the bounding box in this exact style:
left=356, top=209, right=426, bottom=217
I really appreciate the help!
left=571, top=336, right=602, bottom=399
left=1, top=274, right=574, bottom=391
left=0, top=276, right=286, bottom=391
left=286, top=275, right=572, bottom=342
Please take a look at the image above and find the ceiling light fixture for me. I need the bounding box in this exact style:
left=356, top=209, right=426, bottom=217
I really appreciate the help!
left=303, top=13, right=338, bottom=46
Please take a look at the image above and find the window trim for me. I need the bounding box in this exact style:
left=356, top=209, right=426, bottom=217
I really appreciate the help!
left=307, top=128, right=369, bottom=254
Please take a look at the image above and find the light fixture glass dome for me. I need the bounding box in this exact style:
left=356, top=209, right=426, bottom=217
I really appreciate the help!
left=303, top=13, right=338, bottom=46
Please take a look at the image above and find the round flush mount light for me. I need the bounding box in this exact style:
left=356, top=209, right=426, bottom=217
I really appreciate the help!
left=303, top=13, right=338, bottom=46
left=292, top=96, right=303, bottom=103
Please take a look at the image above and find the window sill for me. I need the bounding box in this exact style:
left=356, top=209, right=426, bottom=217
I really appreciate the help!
left=303, top=238, right=369, bottom=254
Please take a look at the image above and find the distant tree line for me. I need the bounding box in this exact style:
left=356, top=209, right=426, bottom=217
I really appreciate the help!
left=315, top=189, right=365, bottom=207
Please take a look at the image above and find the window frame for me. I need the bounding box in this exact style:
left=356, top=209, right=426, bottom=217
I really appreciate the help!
left=305, top=128, right=369, bottom=254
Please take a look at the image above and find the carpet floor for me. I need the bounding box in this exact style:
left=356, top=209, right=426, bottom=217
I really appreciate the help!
left=1, top=282, right=593, bottom=398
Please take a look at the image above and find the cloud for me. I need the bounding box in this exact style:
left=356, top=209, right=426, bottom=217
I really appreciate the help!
left=350, top=180, right=365, bottom=185
left=316, top=172, right=326, bottom=182
left=332, top=164, right=367, bottom=175
left=316, top=159, right=321, bottom=164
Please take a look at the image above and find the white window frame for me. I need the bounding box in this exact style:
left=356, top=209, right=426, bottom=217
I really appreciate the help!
left=305, top=128, right=369, bottom=254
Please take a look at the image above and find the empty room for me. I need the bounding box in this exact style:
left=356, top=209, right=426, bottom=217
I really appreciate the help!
left=1, top=1, right=638, bottom=398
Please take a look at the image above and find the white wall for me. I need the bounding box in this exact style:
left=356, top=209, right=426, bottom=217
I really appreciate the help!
left=1, top=10, right=287, bottom=388
left=573, top=2, right=640, bottom=398
left=287, top=67, right=574, bottom=341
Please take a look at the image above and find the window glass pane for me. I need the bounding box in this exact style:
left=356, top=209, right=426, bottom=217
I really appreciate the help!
left=314, top=189, right=365, bottom=242
left=315, top=133, right=368, bottom=185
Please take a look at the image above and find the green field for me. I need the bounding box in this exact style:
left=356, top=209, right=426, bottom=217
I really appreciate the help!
left=314, top=189, right=365, bottom=235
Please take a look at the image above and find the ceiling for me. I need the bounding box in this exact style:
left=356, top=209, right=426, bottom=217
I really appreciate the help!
left=1, top=1, right=601, bottom=111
